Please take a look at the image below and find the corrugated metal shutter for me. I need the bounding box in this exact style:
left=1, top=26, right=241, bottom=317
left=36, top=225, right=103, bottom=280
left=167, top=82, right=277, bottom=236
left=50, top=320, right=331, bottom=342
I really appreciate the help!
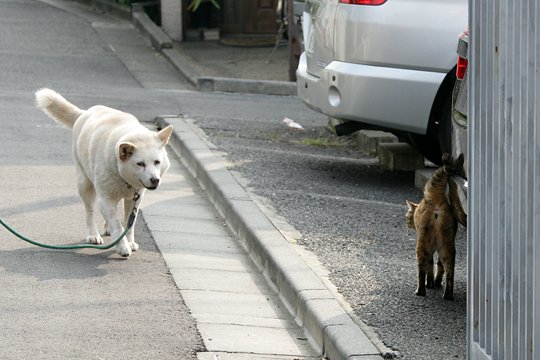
left=468, top=0, right=540, bottom=359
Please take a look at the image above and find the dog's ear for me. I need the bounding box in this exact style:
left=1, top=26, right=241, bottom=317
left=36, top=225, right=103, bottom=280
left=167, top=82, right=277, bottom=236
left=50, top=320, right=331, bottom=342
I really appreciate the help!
left=118, top=142, right=136, bottom=161
left=157, top=125, right=173, bottom=146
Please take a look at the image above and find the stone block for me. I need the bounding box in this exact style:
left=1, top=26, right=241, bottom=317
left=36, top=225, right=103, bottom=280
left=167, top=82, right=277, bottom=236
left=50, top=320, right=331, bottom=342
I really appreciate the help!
left=203, top=28, right=220, bottom=40
left=378, top=142, right=424, bottom=171
left=356, top=130, right=398, bottom=156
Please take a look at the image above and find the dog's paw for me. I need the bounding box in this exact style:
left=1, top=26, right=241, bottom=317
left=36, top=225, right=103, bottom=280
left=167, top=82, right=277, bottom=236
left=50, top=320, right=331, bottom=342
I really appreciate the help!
left=130, top=242, right=139, bottom=252
left=86, top=235, right=104, bottom=245
left=116, top=241, right=132, bottom=258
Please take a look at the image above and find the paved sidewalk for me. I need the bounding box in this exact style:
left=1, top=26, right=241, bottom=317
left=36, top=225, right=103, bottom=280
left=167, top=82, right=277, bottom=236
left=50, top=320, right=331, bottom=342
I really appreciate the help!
left=142, top=126, right=319, bottom=359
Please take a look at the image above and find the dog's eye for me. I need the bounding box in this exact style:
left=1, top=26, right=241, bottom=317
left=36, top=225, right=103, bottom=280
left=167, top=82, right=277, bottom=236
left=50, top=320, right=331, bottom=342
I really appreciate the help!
left=136, top=161, right=145, bottom=167
left=154, top=160, right=161, bottom=166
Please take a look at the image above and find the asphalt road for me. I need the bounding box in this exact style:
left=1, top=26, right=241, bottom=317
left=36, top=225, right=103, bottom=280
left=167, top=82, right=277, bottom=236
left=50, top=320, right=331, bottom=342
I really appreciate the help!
left=0, top=1, right=202, bottom=358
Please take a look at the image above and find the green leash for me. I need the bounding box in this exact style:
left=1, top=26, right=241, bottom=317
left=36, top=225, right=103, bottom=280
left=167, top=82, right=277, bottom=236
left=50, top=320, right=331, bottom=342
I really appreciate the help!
left=0, top=192, right=141, bottom=251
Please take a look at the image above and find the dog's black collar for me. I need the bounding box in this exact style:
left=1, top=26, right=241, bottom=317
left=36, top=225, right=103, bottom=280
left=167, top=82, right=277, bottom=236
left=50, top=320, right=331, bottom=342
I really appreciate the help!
left=123, top=180, right=145, bottom=198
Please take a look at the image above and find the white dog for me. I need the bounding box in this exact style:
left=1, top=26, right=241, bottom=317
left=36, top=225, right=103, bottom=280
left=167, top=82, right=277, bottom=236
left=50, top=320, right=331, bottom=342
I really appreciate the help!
left=35, top=88, right=173, bottom=257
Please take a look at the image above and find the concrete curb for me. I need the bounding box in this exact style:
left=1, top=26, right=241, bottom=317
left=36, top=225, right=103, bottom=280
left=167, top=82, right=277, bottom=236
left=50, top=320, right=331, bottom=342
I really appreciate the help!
left=161, top=46, right=201, bottom=87
left=132, top=9, right=297, bottom=95
left=157, top=116, right=388, bottom=360
left=132, top=5, right=172, bottom=50
left=198, top=77, right=297, bottom=96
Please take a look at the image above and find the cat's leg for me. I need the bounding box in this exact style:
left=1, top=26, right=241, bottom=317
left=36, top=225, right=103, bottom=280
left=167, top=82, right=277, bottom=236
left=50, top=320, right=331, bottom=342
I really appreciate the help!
left=439, top=246, right=456, bottom=300
left=416, top=269, right=427, bottom=296
left=434, top=257, right=444, bottom=288
left=415, top=239, right=430, bottom=296
left=426, top=256, right=435, bottom=289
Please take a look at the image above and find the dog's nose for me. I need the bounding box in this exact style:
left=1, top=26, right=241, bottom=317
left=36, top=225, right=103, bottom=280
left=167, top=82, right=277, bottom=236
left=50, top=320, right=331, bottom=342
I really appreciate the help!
left=150, top=177, right=160, bottom=186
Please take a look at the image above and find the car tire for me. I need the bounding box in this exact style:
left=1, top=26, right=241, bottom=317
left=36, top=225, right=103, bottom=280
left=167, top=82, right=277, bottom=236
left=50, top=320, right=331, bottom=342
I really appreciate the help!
left=435, top=94, right=453, bottom=155
left=409, top=83, right=454, bottom=165
left=406, top=132, right=442, bottom=165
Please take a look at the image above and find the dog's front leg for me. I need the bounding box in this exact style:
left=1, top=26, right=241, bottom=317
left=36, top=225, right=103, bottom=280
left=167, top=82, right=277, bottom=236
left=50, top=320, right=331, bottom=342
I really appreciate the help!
left=123, top=197, right=140, bottom=252
left=98, top=197, right=131, bottom=257
left=78, top=178, right=103, bottom=244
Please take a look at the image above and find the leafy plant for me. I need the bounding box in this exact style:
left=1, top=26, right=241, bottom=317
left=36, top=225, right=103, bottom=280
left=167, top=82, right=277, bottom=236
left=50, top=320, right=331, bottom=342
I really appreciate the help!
left=188, top=0, right=220, bottom=11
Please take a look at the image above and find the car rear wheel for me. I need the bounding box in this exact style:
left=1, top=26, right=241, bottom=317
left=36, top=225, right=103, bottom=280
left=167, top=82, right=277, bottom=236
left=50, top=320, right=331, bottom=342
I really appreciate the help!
left=408, top=86, right=453, bottom=165
left=434, top=94, right=453, bottom=155
left=406, top=132, right=442, bottom=165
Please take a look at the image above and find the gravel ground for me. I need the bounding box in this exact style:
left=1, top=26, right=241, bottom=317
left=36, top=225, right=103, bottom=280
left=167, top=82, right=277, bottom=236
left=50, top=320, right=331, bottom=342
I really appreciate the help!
left=192, top=115, right=467, bottom=359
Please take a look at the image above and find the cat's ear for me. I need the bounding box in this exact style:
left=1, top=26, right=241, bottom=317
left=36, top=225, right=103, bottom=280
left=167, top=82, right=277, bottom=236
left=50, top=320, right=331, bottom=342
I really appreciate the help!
left=406, top=200, right=418, bottom=211
left=456, top=153, right=465, bottom=167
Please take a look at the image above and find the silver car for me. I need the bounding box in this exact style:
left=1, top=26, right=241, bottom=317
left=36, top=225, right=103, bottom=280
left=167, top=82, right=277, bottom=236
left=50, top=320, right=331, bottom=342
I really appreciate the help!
left=449, top=30, right=469, bottom=221
left=296, top=0, right=468, bottom=163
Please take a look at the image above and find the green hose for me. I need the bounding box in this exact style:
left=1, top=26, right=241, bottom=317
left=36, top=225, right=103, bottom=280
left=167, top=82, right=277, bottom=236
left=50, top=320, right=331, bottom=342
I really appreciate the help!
left=0, top=213, right=136, bottom=250
left=0, top=211, right=137, bottom=250
left=0, top=192, right=140, bottom=250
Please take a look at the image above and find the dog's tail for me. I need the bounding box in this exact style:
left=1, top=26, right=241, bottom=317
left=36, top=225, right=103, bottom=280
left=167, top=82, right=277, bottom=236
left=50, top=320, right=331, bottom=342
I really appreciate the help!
left=35, top=88, right=83, bottom=128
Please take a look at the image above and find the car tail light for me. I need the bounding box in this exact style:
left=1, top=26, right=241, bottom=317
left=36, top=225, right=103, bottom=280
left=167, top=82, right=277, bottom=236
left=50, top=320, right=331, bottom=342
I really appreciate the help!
left=339, top=0, right=387, bottom=5
left=456, top=32, right=469, bottom=80
left=456, top=56, right=468, bottom=80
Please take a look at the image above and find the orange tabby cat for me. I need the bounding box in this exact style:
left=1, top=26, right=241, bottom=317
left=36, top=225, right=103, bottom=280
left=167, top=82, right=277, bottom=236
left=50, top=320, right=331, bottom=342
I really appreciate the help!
left=406, top=153, right=465, bottom=301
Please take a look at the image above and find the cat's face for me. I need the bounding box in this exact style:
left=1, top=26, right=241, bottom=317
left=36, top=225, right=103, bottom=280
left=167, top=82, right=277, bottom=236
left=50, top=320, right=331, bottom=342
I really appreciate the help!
left=405, top=200, right=418, bottom=229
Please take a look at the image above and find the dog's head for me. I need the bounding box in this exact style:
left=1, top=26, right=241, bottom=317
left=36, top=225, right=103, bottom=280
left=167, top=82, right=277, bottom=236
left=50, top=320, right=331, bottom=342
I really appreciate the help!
left=117, top=125, right=173, bottom=191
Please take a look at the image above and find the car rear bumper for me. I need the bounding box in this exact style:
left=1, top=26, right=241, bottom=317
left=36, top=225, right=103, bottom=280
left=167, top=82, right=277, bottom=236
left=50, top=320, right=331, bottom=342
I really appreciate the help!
left=296, top=52, right=447, bottom=134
